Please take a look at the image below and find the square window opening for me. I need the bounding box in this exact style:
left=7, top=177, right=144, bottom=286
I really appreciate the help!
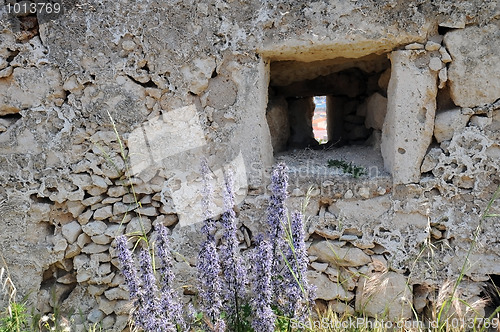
left=266, top=54, right=392, bottom=178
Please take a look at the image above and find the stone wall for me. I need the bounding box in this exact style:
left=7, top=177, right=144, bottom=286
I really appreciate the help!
left=0, top=0, right=499, bottom=330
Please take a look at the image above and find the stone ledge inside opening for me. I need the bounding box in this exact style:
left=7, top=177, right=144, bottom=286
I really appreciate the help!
left=266, top=54, right=391, bottom=180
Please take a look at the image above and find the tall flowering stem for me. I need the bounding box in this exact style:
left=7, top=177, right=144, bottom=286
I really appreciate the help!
left=115, top=236, right=175, bottom=331
left=116, top=236, right=147, bottom=330
left=266, top=163, right=290, bottom=307
left=283, top=211, right=316, bottom=319
left=251, top=234, right=275, bottom=332
left=155, top=223, right=186, bottom=330
left=267, top=163, right=289, bottom=261
left=220, top=170, right=248, bottom=305
left=197, top=239, right=224, bottom=325
left=116, top=236, right=140, bottom=299
left=138, top=248, right=175, bottom=331
left=197, top=159, right=225, bottom=329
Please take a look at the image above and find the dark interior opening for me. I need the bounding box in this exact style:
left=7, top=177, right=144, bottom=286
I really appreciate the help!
left=266, top=54, right=391, bottom=154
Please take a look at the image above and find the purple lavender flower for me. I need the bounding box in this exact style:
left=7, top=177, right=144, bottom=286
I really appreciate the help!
left=200, top=158, right=217, bottom=236
left=197, top=239, right=224, bottom=325
left=197, top=158, right=225, bottom=328
left=138, top=248, right=176, bottom=332
left=267, top=163, right=289, bottom=258
left=283, top=211, right=315, bottom=319
left=116, top=236, right=149, bottom=330
left=116, top=237, right=175, bottom=331
left=219, top=170, right=248, bottom=312
left=266, top=163, right=290, bottom=307
left=116, top=236, right=140, bottom=299
left=155, top=223, right=186, bottom=330
left=251, top=234, right=275, bottom=332
left=215, top=319, right=226, bottom=332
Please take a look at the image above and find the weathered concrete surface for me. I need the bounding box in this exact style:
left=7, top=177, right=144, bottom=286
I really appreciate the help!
left=444, top=23, right=500, bottom=108
left=381, top=50, right=438, bottom=184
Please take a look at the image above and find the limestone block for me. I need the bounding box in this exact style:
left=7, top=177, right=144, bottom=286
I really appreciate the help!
left=90, top=272, right=115, bottom=285
left=0, top=66, right=65, bottom=115
left=86, top=186, right=107, bottom=196
left=103, top=226, right=122, bottom=239
left=93, top=206, right=113, bottom=221
left=135, top=206, right=157, bottom=217
left=433, top=126, right=494, bottom=194
left=421, top=147, right=443, bottom=173
left=308, top=241, right=371, bottom=267
left=328, top=301, right=354, bottom=315
left=82, top=243, right=108, bottom=254
left=357, top=187, right=370, bottom=199
left=62, top=221, right=82, bottom=243
left=101, top=316, right=115, bottom=330
left=101, top=197, right=121, bottom=205
left=355, top=272, right=412, bottom=321
left=56, top=273, right=77, bottom=285
left=332, top=196, right=391, bottom=224
left=180, top=56, right=216, bottom=95
left=287, top=97, right=318, bottom=149
left=113, top=202, right=134, bottom=215
left=77, top=233, right=91, bottom=248
left=107, top=186, right=127, bottom=197
left=438, top=67, right=447, bottom=89
left=342, top=267, right=360, bottom=291
left=82, top=220, right=107, bottom=236
left=98, top=263, right=111, bottom=275
left=444, top=24, right=500, bottom=107
left=324, top=266, right=341, bottom=283
left=126, top=217, right=152, bottom=235
left=91, top=175, right=108, bottom=189
left=266, top=95, right=289, bottom=153
left=439, top=47, right=452, bottom=63
left=65, top=243, right=81, bottom=259
left=381, top=50, right=438, bottom=184
left=434, top=108, right=471, bottom=143
left=203, top=75, right=237, bottom=109
left=91, top=234, right=111, bottom=245
left=155, top=214, right=179, bottom=227
left=0, top=67, right=12, bottom=79
left=73, top=254, right=90, bottom=271
left=307, top=271, right=353, bottom=301
left=66, top=201, right=86, bottom=218
left=364, top=93, right=387, bottom=130
left=91, top=253, right=111, bottom=263
left=52, top=235, right=68, bottom=253
left=429, top=57, right=442, bottom=71
left=113, top=315, right=129, bottom=332
left=469, top=115, right=492, bottom=130
left=412, top=284, right=430, bottom=313
left=378, top=68, right=391, bottom=92
left=104, top=287, right=129, bottom=301
left=405, top=43, right=424, bottom=50
left=75, top=210, right=92, bottom=226
left=82, top=195, right=103, bottom=207
left=311, top=262, right=328, bottom=272
left=425, top=40, right=441, bottom=51
left=87, top=309, right=105, bottom=324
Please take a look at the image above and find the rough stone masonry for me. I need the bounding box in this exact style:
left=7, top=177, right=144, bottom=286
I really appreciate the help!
left=0, top=0, right=499, bottom=330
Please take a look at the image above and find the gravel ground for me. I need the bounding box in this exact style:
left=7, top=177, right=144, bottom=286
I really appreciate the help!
left=275, top=144, right=390, bottom=179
